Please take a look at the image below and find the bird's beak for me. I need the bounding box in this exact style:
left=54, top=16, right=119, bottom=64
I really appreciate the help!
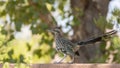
left=48, top=29, right=55, bottom=35
left=47, top=29, right=54, bottom=33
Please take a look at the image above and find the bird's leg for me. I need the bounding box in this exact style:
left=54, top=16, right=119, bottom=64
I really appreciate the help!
left=56, top=54, right=67, bottom=63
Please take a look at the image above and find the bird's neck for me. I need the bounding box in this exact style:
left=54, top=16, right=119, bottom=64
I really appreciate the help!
left=54, top=33, right=62, bottom=38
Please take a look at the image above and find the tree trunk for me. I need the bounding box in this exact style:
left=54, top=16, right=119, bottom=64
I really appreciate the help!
left=70, top=0, right=109, bottom=63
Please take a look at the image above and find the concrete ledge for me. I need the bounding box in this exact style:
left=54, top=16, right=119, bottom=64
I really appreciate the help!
left=1, top=64, right=120, bottom=68
left=34, top=64, right=120, bottom=68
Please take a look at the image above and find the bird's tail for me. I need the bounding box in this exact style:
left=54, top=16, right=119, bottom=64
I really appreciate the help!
left=77, top=30, right=117, bottom=45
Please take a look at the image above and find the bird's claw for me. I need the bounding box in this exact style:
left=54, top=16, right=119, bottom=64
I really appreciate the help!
left=53, top=61, right=62, bottom=64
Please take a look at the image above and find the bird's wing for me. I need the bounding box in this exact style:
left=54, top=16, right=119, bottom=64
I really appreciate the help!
left=60, top=38, right=77, bottom=49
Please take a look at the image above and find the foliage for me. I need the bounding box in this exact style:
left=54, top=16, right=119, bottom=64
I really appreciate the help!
left=0, top=0, right=55, bottom=66
left=93, top=8, right=120, bottom=63
left=113, top=9, right=120, bottom=24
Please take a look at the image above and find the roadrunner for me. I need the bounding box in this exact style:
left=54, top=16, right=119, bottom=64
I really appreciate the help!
left=49, top=27, right=117, bottom=63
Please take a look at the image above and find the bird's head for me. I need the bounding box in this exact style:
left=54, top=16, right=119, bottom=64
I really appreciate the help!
left=48, top=27, right=62, bottom=35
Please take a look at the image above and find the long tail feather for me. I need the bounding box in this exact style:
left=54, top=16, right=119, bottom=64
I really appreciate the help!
left=77, top=30, right=117, bottom=45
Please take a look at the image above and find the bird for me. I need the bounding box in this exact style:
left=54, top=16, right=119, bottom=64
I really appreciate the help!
left=48, top=27, right=117, bottom=63
left=48, top=27, right=78, bottom=63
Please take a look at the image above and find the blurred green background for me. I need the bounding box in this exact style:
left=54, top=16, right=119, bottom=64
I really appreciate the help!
left=0, top=0, right=120, bottom=68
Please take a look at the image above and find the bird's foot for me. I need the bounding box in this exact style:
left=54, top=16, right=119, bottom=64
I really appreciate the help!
left=53, top=61, right=63, bottom=64
left=53, top=61, right=74, bottom=64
